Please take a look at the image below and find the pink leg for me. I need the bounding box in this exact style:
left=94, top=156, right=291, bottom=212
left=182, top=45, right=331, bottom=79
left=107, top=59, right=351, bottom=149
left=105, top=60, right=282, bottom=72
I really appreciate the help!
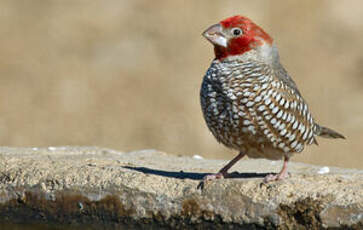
left=264, top=156, right=290, bottom=182
left=203, top=151, right=246, bottom=181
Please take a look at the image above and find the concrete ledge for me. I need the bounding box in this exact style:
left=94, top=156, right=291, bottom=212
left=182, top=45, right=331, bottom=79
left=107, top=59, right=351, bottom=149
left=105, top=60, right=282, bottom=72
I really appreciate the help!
left=0, top=147, right=361, bottom=229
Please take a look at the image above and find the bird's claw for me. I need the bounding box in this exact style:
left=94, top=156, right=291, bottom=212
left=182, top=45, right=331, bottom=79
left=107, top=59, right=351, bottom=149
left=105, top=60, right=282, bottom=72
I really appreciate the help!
left=203, top=172, right=225, bottom=181
left=263, top=172, right=290, bottom=183
left=197, top=172, right=225, bottom=190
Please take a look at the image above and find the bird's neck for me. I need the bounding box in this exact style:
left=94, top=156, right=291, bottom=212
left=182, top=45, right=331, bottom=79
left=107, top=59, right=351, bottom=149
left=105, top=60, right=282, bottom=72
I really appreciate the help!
left=217, top=43, right=280, bottom=67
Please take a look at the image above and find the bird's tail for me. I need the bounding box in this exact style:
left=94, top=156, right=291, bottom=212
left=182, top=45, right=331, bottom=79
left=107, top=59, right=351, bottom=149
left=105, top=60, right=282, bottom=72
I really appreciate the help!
left=315, top=125, right=345, bottom=139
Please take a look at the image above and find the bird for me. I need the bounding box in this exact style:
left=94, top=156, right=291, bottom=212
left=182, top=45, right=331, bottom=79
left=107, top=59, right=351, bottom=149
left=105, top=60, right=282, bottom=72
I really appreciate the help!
left=200, top=15, right=345, bottom=182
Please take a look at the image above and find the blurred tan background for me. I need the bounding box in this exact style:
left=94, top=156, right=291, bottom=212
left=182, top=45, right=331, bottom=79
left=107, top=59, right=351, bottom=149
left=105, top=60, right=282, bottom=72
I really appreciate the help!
left=0, top=0, right=361, bottom=169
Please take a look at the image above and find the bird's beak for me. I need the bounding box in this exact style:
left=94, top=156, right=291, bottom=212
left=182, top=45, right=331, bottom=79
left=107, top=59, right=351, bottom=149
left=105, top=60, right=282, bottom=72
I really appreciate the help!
left=202, top=23, right=227, bottom=48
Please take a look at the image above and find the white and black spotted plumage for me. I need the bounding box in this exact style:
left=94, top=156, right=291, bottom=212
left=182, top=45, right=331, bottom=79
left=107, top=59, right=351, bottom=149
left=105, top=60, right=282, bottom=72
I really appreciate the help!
left=199, top=15, right=344, bottom=181
left=201, top=58, right=317, bottom=160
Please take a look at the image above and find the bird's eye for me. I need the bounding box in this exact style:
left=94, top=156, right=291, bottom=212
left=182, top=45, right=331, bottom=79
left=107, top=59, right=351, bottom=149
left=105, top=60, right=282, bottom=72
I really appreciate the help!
left=231, top=28, right=243, bottom=36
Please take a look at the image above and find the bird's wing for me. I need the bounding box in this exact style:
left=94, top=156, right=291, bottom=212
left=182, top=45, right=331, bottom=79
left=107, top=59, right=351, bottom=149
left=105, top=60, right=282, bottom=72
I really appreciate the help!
left=257, top=67, right=318, bottom=152
left=229, top=62, right=318, bottom=153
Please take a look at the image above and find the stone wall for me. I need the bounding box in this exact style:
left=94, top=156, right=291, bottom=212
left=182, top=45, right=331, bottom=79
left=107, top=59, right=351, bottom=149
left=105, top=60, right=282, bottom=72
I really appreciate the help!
left=0, top=147, right=361, bottom=229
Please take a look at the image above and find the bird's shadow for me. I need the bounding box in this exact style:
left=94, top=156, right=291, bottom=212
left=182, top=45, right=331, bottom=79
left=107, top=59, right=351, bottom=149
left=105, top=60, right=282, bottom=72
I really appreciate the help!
left=123, top=166, right=270, bottom=181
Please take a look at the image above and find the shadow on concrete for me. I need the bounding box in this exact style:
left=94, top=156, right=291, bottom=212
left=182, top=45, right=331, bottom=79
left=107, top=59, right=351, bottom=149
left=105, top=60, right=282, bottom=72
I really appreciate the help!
left=122, top=166, right=270, bottom=180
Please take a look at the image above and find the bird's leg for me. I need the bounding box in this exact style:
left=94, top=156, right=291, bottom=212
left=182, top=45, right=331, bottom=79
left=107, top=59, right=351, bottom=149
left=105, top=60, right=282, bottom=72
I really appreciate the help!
left=203, top=151, right=245, bottom=181
left=264, top=155, right=290, bottom=182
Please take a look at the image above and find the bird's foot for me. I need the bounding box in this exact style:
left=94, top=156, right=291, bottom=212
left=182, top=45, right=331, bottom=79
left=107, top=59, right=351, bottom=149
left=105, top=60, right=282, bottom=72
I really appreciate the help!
left=197, top=172, right=226, bottom=190
left=263, top=171, right=290, bottom=183
left=203, top=172, right=225, bottom=181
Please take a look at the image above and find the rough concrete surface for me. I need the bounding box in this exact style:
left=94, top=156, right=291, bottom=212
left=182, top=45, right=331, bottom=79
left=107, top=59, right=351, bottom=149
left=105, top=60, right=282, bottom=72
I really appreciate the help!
left=0, top=147, right=361, bottom=229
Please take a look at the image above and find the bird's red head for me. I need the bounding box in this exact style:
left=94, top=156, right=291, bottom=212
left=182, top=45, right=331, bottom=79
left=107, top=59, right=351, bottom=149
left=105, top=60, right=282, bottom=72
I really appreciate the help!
left=203, top=15, right=273, bottom=60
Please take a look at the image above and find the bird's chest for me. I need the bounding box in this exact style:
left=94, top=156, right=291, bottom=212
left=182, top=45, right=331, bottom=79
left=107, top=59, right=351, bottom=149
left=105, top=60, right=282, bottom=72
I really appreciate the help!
left=200, top=62, right=264, bottom=148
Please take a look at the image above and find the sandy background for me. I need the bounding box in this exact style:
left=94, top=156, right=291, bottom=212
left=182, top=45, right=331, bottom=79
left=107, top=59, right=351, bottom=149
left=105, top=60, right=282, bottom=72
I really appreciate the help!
left=0, top=0, right=361, bottom=169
